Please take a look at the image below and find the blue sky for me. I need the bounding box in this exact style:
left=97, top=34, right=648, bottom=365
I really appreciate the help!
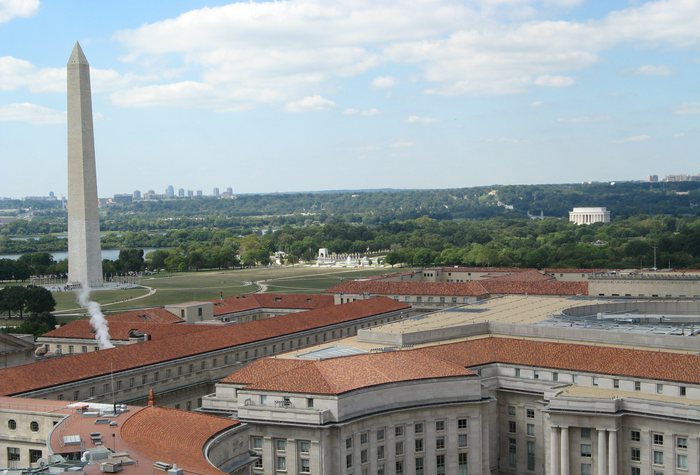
left=1, top=0, right=700, bottom=198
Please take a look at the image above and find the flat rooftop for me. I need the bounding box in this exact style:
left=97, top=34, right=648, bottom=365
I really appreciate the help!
left=374, top=295, right=586, bottom=334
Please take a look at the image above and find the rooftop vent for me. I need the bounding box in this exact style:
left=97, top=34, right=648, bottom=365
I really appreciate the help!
left=153, top=462, right=172, bottom=472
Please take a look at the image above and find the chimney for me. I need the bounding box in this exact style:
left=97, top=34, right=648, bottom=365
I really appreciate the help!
left=148, top=388, right=156, bottom=407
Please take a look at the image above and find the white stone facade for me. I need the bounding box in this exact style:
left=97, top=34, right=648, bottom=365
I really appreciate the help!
left=569, top=207, right=611, bottom=226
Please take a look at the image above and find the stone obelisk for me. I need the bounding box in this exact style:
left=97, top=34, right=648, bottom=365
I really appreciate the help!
left=67, top=42, right=103, bottom=287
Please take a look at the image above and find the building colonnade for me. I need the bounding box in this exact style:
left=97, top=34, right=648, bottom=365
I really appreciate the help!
left=550, top=426, right=617, bottom=475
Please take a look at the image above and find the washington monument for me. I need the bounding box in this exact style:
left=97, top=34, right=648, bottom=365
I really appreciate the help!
left=67, top=43, right=103, bottom=287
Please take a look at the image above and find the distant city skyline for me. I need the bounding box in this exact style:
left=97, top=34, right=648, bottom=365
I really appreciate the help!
left=2, top=1, right=700, bottom=198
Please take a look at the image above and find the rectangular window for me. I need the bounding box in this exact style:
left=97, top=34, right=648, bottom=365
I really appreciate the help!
left=29, top=449, right=43, bottom=463
left=395, top=441, right=404, bottom=456
left=306, top=398, right=314, bottom=408
left=436, top=454, right=445, bottom=475
left=634, top=381, right=641, bottom=391
left=415, top=422, right=424, bottom=434
left=507, top=405, right=516, bottom=416
left=395, top=460, right=404, bottom=475
left=581, top=444, right=591, bottom=458
left=73, top=390, right=80, bottom=401
left=632, top=468, right=641, bottom=475
left=458, top=453, right=468, bottom=475
left=631, top=431, right=641, bottom=442
left=581, top=428, right=591, bottom=438
left=300, top=459, right=310, bottom=473
left=142, top=374, right=147, bottom=384
left=527, top=441, right=536, bottom=471
left=436, top=436, right=445, bottom=450
left=526, top=409, right=534, bottom=419
left=276, top=456, right=286, bottom=471
left=653, top=450, right=664, bottom=466
left=377, top=428, right=385, bottom=441
left=346, top=437, right=352, bottom=450
left=654, top=433, right=664, bottom=446
left=581, top=463, right=592, bottom=475
left=360, top=432, right=368, bottom=445
left=631, top=448, right=640, bottom=462
left=458, top=434, right=468, bottom=447
left=656, top=383, right=663, bottom=394
left=299, top=440, right=310, bottom=454
left=346, top=453, right=352, bottom=468
left=515, top=368, right=521, bottom=377
left=415, top=457, right=424, bottom=475
left=527, top=424, right=535, bottom=436
left=680, top=386, right=687, bottom=396
left=360, top=449, right=367, bottom=464
left=613, top=379, right=620, bottom=388
left=377, top=445, right=384, bottom=460
left=592, top=376, right=598, bottom=386
left=553, top=372, right=559, bottom=381
left=415, top=438, right=424, bottom=452
left=677, top=454, right=688, bottom=470
left=7, top=447, right=20, bottom=461
left=508, top=421, right=517, bottom=433
left=458, top=418, right=468, bottom=428
left=395, top=425, right=404, bottom=438
left=377, top=463, right=385, bottom=475
left=436, top=420, right=445, bottom=432
left=677, top=437, right=688, bottom=449
left=508, top=438, right=517, bottom=467
left=276, top=439, right=286, bottom=452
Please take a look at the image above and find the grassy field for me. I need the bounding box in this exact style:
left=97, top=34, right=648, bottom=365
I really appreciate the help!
left=50, top=265, right=393, bottom=314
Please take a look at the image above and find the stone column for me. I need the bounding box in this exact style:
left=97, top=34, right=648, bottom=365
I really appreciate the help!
left=597, top=429, right=607, bottom=475
left=608, top=429, right=617, bottom=475
left=560, top=426, right=569, bottom=475
left=550, top=427, right=561, bottom=475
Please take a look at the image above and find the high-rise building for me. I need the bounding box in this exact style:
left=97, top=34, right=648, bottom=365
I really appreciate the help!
left=178, top=188, right=185, bottom=197
left=166, top=185, right=175, bottom=197
left=187, top=190, right=194, bottom=198
left=133, top=190, right=141, bottom=200
left=66, top=43, right=102, bottom=287
left=212, top=187, right=219, bottom=197
left=196, top=190, right=203, bottom=197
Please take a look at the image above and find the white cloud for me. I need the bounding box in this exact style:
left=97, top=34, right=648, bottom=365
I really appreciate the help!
left=0, top=102, right=65, bottom=124
left=94, top=0, right=700, bottom=107
left=635, top=65, right=672, bottom=76
left=285, top=95, right=336, bottom=112
left=371, top=76, right=397, bottom=89
left=0, top=0, right=39, bottom=24
left=528, top=101, right=544, bottom=107
left=0, top=55, right=148, bottom=95
left=343, top=107, right=380, bottom=116
left=391, top=140, right=415, bottom=148
left=674, top=102, right=700, bottom=115
left=407, top=115, right=437, bottom=124
left=534, top=74, right=575, bottom=87
left=558, top=115, right=611, bottom=124
left=612, top=134, right=650, bottom=143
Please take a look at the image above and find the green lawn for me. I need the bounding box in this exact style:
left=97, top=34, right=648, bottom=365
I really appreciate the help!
left=50, top=266, right=394, bottom=313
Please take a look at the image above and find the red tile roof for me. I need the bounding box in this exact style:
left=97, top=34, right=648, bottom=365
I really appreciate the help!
left=224, top=336, right=700, bottom=394
left=225, top=351, right=474, bottom=395
left=41, top=320, right=210, bottom=342
left=480, top=280, right=587, bottom=296
left=486, top=269, right=554, bottom=282
left=105, top=308, right=183, bottom=324
left=212, top=293, right=334, bottom=316
left=326, top=280, right=490, bottom=297
left=419, top=337, right=700, bottom=385
left=0, top=297, right=409, bottom=396
left=120, top=406, right=239, bottom=475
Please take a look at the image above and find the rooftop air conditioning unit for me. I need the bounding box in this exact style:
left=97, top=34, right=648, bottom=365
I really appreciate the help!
left=153, top=462, right=172, bottom=472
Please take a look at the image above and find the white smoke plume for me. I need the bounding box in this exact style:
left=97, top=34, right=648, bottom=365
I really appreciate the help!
left=78, top=286, right=115, bottom=349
